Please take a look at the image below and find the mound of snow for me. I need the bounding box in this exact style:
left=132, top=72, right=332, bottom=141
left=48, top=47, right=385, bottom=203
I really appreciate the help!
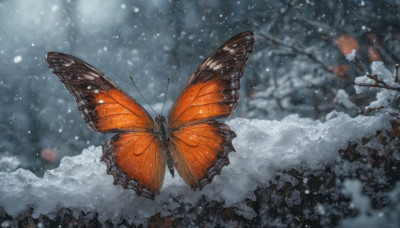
left=0, top=111, right=391, bottom=224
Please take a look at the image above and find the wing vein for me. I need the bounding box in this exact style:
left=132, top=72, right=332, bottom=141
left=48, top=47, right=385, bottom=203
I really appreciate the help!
left=172, top=134, right=214, bottom=164
left=171, top=80, right=222, bottom=124
left=106, top=92, right=148, bottom=121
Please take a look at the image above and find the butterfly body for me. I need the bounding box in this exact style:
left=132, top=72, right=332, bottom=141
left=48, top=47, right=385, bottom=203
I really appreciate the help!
left=153, top=115, right=175, bottom=177
left=46, top=31, right=254, bottom=199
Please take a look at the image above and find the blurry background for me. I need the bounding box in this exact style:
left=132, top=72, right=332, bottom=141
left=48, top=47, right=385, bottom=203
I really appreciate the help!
left=0, top=0, right=399, bottom=175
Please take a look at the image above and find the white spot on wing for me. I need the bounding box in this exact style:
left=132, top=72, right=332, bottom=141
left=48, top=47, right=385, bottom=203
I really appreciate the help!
left=84, top=75, right=95, bottom=80
left=212, top=63, right=223, bottom=70
left=201, top=58, right=214, bottom=69
left=99, top=100, right=104, bottom=103
left=63, top=59, right=75, bottom=67
left=223, top=46, right=235, bottom=54
left=87, top=71, right=100, bottom=78
left=208, top=61, right=217, bottom=69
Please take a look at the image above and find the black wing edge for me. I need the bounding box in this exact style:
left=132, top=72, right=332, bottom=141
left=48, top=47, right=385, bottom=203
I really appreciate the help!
left=194, top=121, right=237, bottom=191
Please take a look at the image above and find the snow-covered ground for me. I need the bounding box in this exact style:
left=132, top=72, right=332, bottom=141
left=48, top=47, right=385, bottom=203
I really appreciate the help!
left=0, top=111, right=391, bottom=224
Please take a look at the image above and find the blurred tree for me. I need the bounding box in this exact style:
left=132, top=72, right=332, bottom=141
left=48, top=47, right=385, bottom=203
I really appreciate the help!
left=246, top=0, right=400, bottom=120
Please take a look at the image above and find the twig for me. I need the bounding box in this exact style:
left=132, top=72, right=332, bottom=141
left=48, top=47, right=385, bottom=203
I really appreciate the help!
left=354, top=83, right=400, bottom=92
left=272, top=72, right=285, bottom=111
left=352, top=57, right=400, bottom=90
left=365, top=106, right=385, bottom=115
left=352, top=57, right=367, bottom=74
left=260, top=33, right=333, bottom=73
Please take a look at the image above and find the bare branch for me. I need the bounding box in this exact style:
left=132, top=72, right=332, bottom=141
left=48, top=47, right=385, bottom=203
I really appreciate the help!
left=352, top=56, right=367, bottom=74
left=260, top=33, right=333, bottom=73
left=354, top=83, right=400, bottom=92
left=365, top=106, right=385, bottom=115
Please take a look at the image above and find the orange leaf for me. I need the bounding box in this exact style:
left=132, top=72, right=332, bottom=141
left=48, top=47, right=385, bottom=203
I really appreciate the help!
left=334, top=34, right=359, bottom=56
left=41, top=148, right=58, bottom=162
left=333, top=64, right=350, bottom=79
left=368, top=46, right=380, bottom=62
left=367, top=33, right=380, bottom=45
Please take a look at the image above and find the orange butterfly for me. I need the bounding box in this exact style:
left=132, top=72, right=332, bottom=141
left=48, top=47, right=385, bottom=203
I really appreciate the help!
left=46, top=31, right=254, bottom=199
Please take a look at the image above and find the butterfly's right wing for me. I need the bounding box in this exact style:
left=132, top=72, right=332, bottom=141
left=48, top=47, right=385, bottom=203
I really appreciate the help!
left=167, top=31, right=254, bottom=128
left=46, top=52, right=154, bottom=133
left=167, top=31, right=254, bottom=189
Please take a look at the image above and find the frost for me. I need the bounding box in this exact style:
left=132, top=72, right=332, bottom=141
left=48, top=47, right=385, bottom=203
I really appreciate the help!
left=0, top=112, right=391, bottom=224
left=232, top=202, right=257, bottom=219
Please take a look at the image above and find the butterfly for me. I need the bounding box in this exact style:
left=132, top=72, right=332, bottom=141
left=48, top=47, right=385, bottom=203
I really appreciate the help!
left=46, top=31, right=254, bottom=199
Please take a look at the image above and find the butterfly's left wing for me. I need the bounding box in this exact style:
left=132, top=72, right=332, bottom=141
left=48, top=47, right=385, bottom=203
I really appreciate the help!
left=46, top=52, right=165, bottom=198
left=167, top=31, right=254, bottom=189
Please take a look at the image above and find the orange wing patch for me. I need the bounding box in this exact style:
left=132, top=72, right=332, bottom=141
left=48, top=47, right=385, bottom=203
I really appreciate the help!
left=169, top=122, right=236, bottom=189
left=93, top=89, right=154, bottom=132
left=169, top=80, right=233, bottom=128
left=102, top=132, right=166, bottom=199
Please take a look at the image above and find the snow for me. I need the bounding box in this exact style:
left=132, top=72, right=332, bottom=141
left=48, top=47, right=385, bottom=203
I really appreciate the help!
left=368, top=89, right=398, bottom=109
left=334, top=89, right=357, bottom=109
left=354, top=75, right=375, bottom=94
left=371, top=61, right=394, bottom=84
left=51, top=5, right=58, bottom=12
left=345, top=49, right=357, bottom=61
left=0, top=111, right=391, bottom=224
left=354, top=61, right=400, bottom=109
left=0, top=155, right=20, bottom=172
left=13, top=56, right=22, bottom=63
left=340, top=179, right=398, bottom=228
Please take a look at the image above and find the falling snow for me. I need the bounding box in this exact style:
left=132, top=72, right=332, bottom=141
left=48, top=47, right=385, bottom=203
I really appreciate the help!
left=1, top=0, right=399, bottom=226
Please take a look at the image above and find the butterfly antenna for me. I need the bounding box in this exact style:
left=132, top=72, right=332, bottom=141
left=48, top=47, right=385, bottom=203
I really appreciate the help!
left=161, top=76, right=170, bottom=116
left=129, top=75, right=157, bottom=116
